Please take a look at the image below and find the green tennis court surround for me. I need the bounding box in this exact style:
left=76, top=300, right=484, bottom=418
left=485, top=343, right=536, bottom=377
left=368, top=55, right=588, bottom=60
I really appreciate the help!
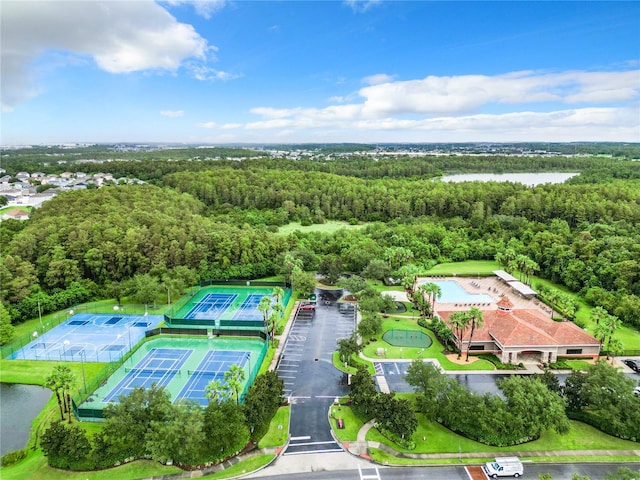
left=164, top=282, right=291, bottom=330
left=382, top=329, right=433, bottom=348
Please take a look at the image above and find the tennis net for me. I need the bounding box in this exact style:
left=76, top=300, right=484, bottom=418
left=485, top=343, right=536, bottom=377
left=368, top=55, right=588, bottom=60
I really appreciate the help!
left=124, top=368, right=181, bottom=376
left=187, top=370, right=222, bottom=377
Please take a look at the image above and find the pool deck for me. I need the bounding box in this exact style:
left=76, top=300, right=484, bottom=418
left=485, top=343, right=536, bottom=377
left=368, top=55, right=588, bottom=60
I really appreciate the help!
left=415, top=275, right=558, bottom=317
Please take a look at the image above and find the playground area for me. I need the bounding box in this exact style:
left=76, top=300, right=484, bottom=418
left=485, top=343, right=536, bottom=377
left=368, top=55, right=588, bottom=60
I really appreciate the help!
left=166, top=284, right=291, bottom=329
left=77, top=336, right=266, bottom=418
left=7, top=313, right=163, bottom=362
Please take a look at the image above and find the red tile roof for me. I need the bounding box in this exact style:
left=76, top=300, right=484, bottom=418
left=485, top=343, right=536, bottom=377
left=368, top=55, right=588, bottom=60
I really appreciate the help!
left=440, top=308, right=599, bottom=348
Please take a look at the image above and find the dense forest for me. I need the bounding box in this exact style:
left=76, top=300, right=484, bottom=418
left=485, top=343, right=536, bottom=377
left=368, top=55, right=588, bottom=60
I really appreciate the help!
left=1, top=149, right=639, bottom=333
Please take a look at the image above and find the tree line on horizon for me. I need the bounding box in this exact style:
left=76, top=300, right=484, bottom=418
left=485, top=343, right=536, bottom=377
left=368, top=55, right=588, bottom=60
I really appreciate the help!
left=1, top=155, right=639, bottom=340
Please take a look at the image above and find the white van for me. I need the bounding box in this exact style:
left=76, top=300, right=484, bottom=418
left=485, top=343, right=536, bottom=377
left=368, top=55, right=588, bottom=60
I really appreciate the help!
left=483, top=456, right=524, bottom=478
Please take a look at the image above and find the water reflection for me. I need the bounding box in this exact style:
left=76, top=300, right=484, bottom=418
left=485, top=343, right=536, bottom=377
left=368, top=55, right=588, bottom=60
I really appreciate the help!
left=0, top=383, right=52, bottom=457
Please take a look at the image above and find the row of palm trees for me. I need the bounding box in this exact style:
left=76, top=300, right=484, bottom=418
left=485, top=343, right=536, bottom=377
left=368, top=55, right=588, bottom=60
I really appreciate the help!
left=409, top=280, right=484, bottom=362
left=448, top=307, right=485, bottom=362
left=45, top=364, right=77, bottom=422
left=258, top=287, right=286, bottom=346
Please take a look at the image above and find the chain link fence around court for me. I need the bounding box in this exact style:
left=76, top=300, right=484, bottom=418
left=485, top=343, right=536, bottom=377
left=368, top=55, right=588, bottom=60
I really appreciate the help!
left=73, top=329, right=268, bottom=421
left=1, top=303, right=153, bottom=360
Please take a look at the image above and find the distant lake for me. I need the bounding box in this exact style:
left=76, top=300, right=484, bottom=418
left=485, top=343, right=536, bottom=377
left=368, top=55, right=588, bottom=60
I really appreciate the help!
left=440, top=172, right=579, bottom=186
left=0, top=383, right=51, bottom=457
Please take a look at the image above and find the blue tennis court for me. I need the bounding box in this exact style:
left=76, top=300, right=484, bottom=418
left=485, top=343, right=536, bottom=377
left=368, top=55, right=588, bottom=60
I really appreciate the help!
left=177, top=350, right=251, bottom=406
left=184, top=293, right=238, bottom=320
left=231, top=294, right=264, bottom=321
left=103, top=348, right=192, bottom=403
left=7, top=313, right=163, bottom=362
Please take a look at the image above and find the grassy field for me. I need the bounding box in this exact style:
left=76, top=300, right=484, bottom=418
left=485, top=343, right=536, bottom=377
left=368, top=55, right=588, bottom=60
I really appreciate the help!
left=425, top=260, right=500, bottom=276
left=361, top=317, right=495, bottom=371
left=277, top=220, right=367, bottom=235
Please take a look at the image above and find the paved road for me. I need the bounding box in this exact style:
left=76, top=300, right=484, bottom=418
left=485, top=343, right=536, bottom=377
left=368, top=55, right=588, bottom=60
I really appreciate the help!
left=254, top=461, right=640, bottom=480
left=276, top=289, right=355, bottom=455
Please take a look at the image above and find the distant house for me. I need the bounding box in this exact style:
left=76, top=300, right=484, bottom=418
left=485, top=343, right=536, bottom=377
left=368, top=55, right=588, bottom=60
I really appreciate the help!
left=2, top=208, right=29, bottom=221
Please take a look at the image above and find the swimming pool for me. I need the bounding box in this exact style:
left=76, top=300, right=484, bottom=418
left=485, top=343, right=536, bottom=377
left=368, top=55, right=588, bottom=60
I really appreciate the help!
left=419, top=280, right=493, bottom=304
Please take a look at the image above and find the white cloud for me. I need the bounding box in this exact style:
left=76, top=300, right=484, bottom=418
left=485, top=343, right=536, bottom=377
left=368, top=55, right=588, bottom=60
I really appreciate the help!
left=189, top=64, right=241, bottom=81
left=344, top=0, right=382, bottom=13
left=165, top=0, right=227, bottom=19
left=197, top=121, right=218, bottom=128
left=362, top=73, right=396, bottom=86
left=161, top=110, right=184, bottom=117
left=1, top=0, right=210, bottom=111
left=238, top=68, right=639, bottom=142
left=221, top=123, right=242, bottom=129
left=358, top=70, right=640, bottom=117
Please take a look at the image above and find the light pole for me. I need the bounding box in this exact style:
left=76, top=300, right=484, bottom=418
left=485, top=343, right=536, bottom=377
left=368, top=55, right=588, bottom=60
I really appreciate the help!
left=32, top=331, right=38, bottom=359
left=246, top=352, right=252, bottom=380
left=79, top=350, right=87, bottom=393
left=37, top=300, right=43, bottom=332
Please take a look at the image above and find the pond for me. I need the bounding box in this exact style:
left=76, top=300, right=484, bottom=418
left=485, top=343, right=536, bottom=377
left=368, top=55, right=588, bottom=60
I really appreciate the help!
left=440, top=172, right=579, bottom=186
left=0, top=383, right=52, bottom=457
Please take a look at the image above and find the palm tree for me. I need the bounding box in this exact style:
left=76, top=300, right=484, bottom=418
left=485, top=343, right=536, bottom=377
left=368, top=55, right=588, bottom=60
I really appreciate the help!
left=606, top=337, right=624, bottom=363
left=44, top=368, right=65, bottom=420
left=592, top=322, right=609, bottom=356
left=425, top=283, right=442, bottom=317
left=272, top=286, right=285, bottom=305
left=268, top=310, right=281, bottom=346
left=590, top=306, right=607, bottom=325
left=224, top=364, right=246, bottom=405
left=258, top=296, right=272, bottom=337
left=465, top=307, right=484, bottom=362
left=205, top=379, right=225, bottom=403
left=603, top=313, right=621, bottom=359
left=448, top=311, right=470, bottom=360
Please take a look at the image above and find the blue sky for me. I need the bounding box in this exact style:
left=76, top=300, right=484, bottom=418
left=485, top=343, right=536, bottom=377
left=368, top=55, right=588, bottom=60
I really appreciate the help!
left=1, top=0, right=639, bottom=145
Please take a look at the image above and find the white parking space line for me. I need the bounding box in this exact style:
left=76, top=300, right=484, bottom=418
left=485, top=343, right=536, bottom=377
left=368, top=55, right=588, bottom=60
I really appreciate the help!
left=290, top=435, right=311, bottom=441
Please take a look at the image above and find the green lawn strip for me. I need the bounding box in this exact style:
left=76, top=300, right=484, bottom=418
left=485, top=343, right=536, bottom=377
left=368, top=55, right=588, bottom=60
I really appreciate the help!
left=426, top=260, right=500, bottom=276
left=0, top=455, right=182, bottom=480
left=361, top=318, right=495, bottom=371
left=205, top=454, right=276, bottom=479
left=330, top=405, right=364, bottom=442
left=277, top=221, right=367, bottom=235
left=258, top=406, right=290, bottom=448
left=563, top=360, right=594, bottom=371
left=365, top=412, right=638, bottom=456
left=0, top=359, right=106, bottom=385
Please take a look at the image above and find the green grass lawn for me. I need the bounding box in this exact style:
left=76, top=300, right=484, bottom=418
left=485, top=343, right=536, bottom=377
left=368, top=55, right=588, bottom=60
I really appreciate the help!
left=277, top=221, right=367, bottom=235
left=0, top=454, right=182, bottom=480
left=360, top=317, right=495, bottom=371
left=331, top=404, right=365, bottom=442
left=258, top=406, right=290, bottom=448
left=425, top=260, right=500, bottom=276
left=0, top=359, right=107, bottom=385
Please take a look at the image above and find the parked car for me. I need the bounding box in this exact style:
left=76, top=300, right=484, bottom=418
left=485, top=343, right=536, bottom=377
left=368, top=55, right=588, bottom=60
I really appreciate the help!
left=623, top=359, right=640, bottom=373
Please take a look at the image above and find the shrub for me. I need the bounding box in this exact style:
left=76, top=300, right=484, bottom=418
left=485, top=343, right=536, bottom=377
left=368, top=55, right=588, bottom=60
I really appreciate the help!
left=1, top=449, right=27, bottom=466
